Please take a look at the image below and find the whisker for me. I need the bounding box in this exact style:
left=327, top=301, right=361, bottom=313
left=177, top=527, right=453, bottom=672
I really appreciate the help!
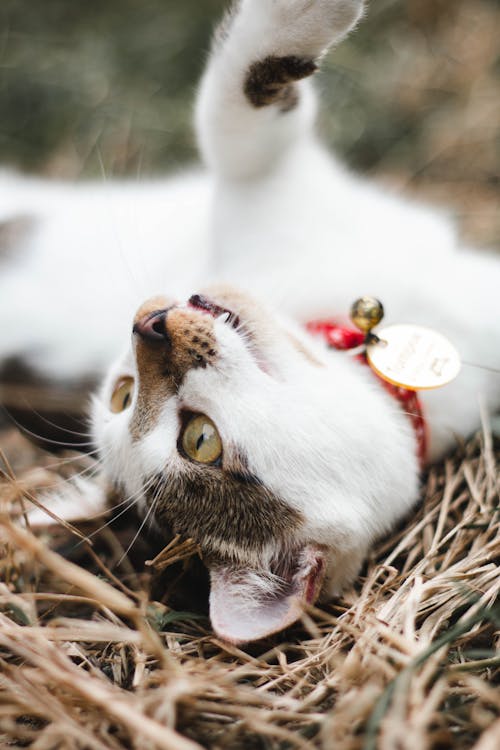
left=41, top=449, right=106, bottom=474
left=87, top=491, right=139, bottom=519
left=25, top=407, right=93, bottom=439
left=115, top=483, right=160, bottom=568
left=0, top=427, right=109, bottom=487
left=11, top=451, right=108, bottom=506
left=95, top=146, right=147, bottom=299
left=0, top=449, right=92, bottom=544
left=70, top=473, right=158, bottom=550
left=1, top=406, right=96, bottom=449
left=82, top=476, right=157, bottom=522
left=40, top=454, right=110, bottom=494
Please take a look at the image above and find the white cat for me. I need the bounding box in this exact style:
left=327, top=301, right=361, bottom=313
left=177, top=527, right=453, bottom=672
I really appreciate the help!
left=1, top=0, right=499, bottom=643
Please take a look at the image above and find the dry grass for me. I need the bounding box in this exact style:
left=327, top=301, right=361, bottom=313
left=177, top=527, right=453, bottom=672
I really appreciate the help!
left=0, top=419, right=498, bottom=749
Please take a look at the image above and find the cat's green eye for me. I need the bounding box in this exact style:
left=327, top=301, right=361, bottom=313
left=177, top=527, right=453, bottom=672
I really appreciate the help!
left=110, top=376, right=134, bottom=413
left=181, top=414, right=222, bottom=464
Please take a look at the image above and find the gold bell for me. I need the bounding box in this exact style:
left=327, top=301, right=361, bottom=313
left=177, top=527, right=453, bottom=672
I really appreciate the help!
left=350, top=296, right=384, bottom=334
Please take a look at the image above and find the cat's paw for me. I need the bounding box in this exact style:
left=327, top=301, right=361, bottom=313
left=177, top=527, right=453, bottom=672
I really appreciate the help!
left=235, top=0, right=364, bottom=110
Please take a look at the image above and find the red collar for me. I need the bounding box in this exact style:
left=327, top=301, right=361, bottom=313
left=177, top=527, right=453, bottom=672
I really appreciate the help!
left=306, top=319, right=427, bottom=469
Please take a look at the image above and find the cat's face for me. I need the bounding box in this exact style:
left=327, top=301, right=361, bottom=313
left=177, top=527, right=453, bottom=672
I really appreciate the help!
left=91, top=286, right=419, bottom=643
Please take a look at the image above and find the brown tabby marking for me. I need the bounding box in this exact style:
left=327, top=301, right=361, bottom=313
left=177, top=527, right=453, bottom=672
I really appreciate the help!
left=146, top=459, right=303, bottom=563
left=131, top=300, right=218, bottom=438
left=244, top=56, right=317, bottom=110
left=131, top=296, right=175, bottom=438
left=166, top=308, right=218, bottom=377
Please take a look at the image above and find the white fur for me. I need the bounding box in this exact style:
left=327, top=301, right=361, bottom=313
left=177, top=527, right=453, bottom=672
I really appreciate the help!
left=2, top=0, right=499, bottom=623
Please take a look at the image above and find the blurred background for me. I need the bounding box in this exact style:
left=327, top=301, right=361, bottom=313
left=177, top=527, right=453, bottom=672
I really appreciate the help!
left=1, top=0, right=499, bottom=248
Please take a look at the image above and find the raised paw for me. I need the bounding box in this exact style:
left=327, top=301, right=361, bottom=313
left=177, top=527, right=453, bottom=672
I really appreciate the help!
left=235, top=0, right=365, bottom=109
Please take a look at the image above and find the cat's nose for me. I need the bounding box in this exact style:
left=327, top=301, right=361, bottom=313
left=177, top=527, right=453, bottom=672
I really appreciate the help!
left=130, top=299, right=219, bottom=437
left=132, top=295, right=174, bottom=343
left=133, top=310, right=169, bottom=342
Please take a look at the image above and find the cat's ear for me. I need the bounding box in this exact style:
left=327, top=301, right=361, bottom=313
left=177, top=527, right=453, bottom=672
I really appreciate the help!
left=208, top=545, right=326, bottom=644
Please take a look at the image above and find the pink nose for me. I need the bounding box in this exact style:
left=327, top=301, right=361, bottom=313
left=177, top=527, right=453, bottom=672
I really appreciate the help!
left=133, top=309, right=169, bottom=342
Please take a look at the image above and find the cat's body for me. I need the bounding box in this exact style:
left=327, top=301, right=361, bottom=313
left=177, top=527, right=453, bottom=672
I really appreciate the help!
left=1, top=0, right=499, bottom=642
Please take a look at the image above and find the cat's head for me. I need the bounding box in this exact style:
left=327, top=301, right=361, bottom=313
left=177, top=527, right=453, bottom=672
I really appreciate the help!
left=91, top=285, right=419, bottom=643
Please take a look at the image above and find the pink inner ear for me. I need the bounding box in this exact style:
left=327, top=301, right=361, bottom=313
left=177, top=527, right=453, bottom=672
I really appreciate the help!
left=208, top=546, right=325, bottom=645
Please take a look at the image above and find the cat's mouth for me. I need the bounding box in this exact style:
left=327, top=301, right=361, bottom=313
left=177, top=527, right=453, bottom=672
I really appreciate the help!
left=188, top=292, right=271, bottom=373
left=188, top=293, right=241, bottom=330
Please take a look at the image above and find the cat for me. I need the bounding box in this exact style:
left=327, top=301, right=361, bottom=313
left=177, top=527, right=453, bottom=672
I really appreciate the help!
left=1, top=0, right=499, bottom=643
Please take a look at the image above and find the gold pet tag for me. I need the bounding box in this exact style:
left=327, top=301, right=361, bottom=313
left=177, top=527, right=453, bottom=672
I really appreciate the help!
left=367, top=324, right=461, bottom=390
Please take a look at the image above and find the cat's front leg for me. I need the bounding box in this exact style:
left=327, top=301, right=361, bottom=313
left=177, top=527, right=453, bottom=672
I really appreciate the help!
left=196, top=0, right=364, bottom=179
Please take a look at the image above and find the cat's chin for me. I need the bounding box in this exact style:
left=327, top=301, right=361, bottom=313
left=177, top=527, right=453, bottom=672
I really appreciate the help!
left=207, top=543, right=326, bottom=644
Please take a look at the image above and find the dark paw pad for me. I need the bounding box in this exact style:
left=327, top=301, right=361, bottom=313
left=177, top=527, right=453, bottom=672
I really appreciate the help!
left=244, top=55, right=317, bottom=109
